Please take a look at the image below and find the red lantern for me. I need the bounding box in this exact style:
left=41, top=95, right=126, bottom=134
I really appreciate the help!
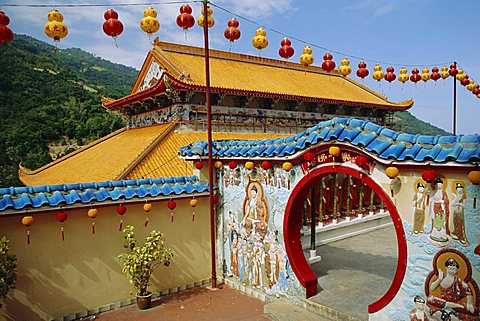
left=116, top=204, right=126, bottom=231
left=278, top=37, right=294, bottom=60
left=321, top=53, right=335, bottom=72
left=224, top=18, right=240, bottom=43
left=410, top=68, right=421, bottom=84
left=384, top=66, right=396, bottom=83
left=421, top=169, right=437, bottom=183
left=195, top=161, right=204, bottom=169
left=213, top=195, right=219, bottom=204
left=0, top=11, right=14, bottom=44
left=56, top=211, right=67, bottom=241
left=461, top=75, right=470, bottom=87
left=304, top=151, right=314, bottom=161
left=449, top=63, right=458, bottom=77
left=116, top=204, right=127, bottom=215
left=168, top=200, right=176, bottom=222
left=229, top=160, right=237, bottom=169
left=431, top=67, right=440, bottom=81
left=473, top=85, right=480, bottom=96
left=103, top=9, right=124, bottom=46
left=262, top=161, right=271, bottom=170
left=355, top=156, right=368, bottom=168
left=176, top=4, right=195, bottom=40
left=356, top=61, right=369, bottom=79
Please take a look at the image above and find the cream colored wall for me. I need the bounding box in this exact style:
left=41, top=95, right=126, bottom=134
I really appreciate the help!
left=0, top=198, right=211, bottom=321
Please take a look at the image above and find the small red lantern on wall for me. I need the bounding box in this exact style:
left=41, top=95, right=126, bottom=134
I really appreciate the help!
left=56, top=211, right=68, bottom=241
left=213, top=195, right=219, bottom=205
left=116, top=204, right=127, bottom=231
left=229, top=160, right=237, bottom=169
left=421, top=169, right=437, bottom=183
left=304, top=151, right=314, bottom=161
left=195, top=161, right=204, bottom=169
left=262, top=161, right=271, bottom=170
left=103, top=8, right=124, bottom=46
left=168, top=200, right=176, bottom=222
left=355, top=155, right=368, bottom=168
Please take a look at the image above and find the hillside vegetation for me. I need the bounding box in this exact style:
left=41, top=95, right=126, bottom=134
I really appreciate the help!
left=0, top=34, right=137, bottom=186
left=0, top=35, right=450, bottom=187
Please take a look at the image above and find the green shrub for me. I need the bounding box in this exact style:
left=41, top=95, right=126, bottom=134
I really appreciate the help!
left=0, top=237, right=17, bottom=308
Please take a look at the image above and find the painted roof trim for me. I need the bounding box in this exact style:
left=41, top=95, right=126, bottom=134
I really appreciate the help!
left=179, top=117, right=480, bottom=164
left=102, top=40, right=413, bottom=110
left=0, top=176, right=209, bottom=212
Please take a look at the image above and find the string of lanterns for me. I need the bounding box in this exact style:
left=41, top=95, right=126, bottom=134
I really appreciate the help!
left=1, top=2, right=479, bottom=99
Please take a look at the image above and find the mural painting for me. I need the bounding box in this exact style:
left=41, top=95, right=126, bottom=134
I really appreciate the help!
left=424, top=249, right=479, bottom=320
left=219, top=164, right=302, bottom=299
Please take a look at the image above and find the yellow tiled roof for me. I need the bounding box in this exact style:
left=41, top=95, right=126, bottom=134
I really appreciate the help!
left=19, top=123, right=173, bottom=186
left=107, top=41, right=412, bottom=110
left=126, top=131, right=289, bottom=179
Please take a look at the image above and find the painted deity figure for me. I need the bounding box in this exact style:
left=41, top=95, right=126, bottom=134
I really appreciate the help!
left=242, top=181, right=269, bottom=237
left=276, top=244, right=289, bottom=296
left=231, top=230, right=239, bottom=277
left=224, top=211, right=234, bottom=276
left=451, top=183, right=468, bottom=246
left=427, top=258, right=478, bottom=321
left=413, top=182, right=427, bottom=235
left=410, top=295, right=430, bottom=321
left=428, top=178, right=451, bottom=247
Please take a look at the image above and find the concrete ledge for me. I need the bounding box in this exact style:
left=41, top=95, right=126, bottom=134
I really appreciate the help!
left=50, top=278, right=211, bottom=321
left=305, top=299, right=360, bottom=321
left=221, top=276, right=267, bottom=302
left=301, top=212, right=393, bottom=249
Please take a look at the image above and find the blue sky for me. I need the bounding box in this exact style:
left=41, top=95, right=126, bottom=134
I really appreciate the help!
left=4, top=0, right=480, bottom=134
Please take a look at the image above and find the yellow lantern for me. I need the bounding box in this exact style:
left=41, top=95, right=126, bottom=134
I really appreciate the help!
left=385, top=167, right=399, bottom=179
left=468, top=171, right=480, bottom=185
left=466, top=80, right=475, bottom=91
left=299, top=46, right=314, bottom=66
left=338, top=58, right=352, bottom=77
left=440, top=66, right=449, bottom=79
left=143, top=203, right=153, bottom=212
left=44, top=10, right=68, bottom=47
left=251, top=28, right=268, bottom=50
left=329, top=146, right=341, bottom=157
left=398, top=67, right=409, bottom=83
left=21, top=215, right=34, bottom=245
left=456, top=69, right=465, bottom=81
left=421, top=67, right=430, bottom=82
left=245, top=161, right=254, bottom=170
left=282, top=162, right=292, bottom=171
left=190, top=197, right=198, bottom=222
left=197, top=6, right=214, bottom=28
left=22, top=215, right=34, bottom=226
left=372, top=64, right=384, bottom=81
left=214, top=161, right=223, bottom=169
left=87, top=208, right=98, bottom=218
left=140, top=7, right=160, bottom=35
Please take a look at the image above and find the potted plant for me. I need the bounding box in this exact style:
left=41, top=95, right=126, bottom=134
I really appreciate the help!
left=119, top=225, right=173, bottom=310
left=0, top=236, right=17, bottom=308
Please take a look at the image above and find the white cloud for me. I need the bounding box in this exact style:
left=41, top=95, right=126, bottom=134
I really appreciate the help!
left=374, top=4, right=396, bottom=16
left=214, top=0, right=293, bottom=19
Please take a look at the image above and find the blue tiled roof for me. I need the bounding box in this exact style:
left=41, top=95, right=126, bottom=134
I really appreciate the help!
left=179, top=117, right=480, bottom=163
left=0, top=176, right=209, bottom=212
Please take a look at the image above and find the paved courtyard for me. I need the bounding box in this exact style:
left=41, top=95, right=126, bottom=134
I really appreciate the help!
left=309, top=225, right=399, bottom=321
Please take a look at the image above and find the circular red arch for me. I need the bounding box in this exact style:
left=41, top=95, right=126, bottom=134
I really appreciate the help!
left=283, top=164, right=407, bottom=314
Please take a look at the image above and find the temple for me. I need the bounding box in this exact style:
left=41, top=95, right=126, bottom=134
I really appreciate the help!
left=18, top=39, right=413, bottom=186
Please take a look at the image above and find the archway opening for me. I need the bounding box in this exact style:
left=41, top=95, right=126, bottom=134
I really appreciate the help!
left=283, top=164, right=407, bottom=316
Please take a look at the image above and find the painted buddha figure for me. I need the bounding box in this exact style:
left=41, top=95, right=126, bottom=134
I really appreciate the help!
left=427, top=257, right=478, bottom=321
left=451, top=183, right=468, bottom=246
left=412, top=182, right=427, bottom=235
left=242, top=181, right=269, bottom=238
left=428, top=178, right=451, bottom=247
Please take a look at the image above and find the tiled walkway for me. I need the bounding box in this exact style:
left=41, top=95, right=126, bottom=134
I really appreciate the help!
left=93, top=286, right=270, bottom=321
